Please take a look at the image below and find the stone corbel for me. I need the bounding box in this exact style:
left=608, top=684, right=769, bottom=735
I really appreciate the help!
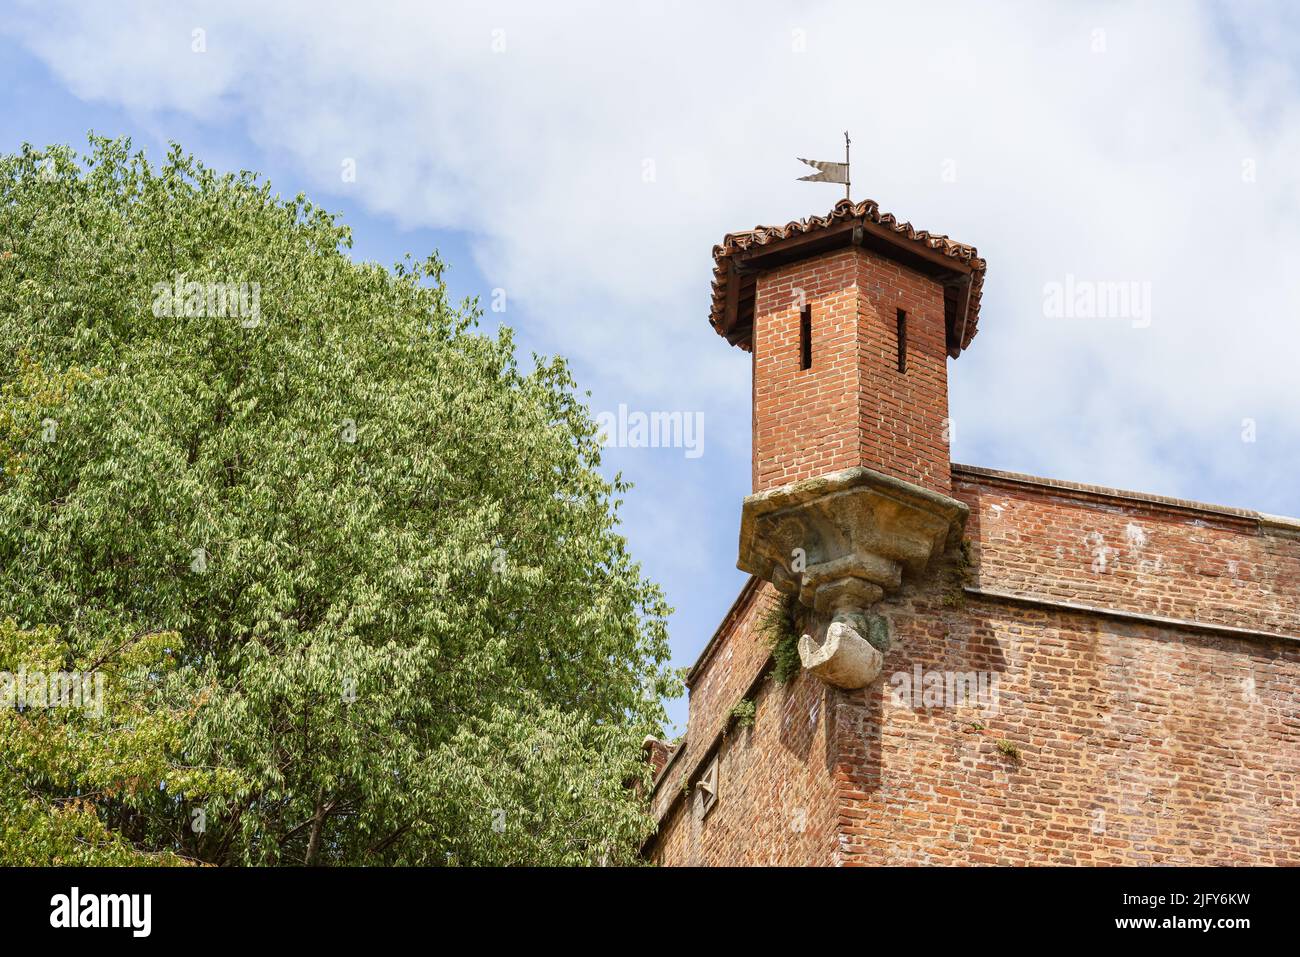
left=739, top=466, right=968, bottom=690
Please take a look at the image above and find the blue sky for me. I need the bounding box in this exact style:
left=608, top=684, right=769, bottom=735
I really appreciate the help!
left=5, top=2, right=1298, bottom=732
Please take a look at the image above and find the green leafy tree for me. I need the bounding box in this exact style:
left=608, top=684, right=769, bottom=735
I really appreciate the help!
left=0, top=619, right=243, bottom=865
left=0, top=137, right=679, bottom=865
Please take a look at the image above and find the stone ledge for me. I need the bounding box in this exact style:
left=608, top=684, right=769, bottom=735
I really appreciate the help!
left=739, top=465, right=968, bottom=611
left=738, top=466, right=968, bottom=690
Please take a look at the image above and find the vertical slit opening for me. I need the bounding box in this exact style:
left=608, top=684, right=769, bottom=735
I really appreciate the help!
left=896, top=309, right=907, bottom=373
left=799, top=305, right=812, bottom=370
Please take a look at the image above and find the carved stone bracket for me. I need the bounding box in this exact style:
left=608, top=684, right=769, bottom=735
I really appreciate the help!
left=739, top=466, right=969, bottom=689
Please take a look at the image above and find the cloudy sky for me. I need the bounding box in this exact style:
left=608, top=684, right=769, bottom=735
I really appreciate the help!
left=5, top=1, right=1298, bottom=730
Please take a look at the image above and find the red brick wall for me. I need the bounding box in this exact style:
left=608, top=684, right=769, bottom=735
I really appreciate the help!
left=679, top=583, right=772, bottom=768
left=956, top=468, right=1300, bottom=637
left=651, top=656, right=840, bottom=867
left=832, top=588, right=1300, bottom=865
left=752, top=249, right=859, bottom=492
left=751, top=247, right=951, bottom=495
left=650, top=580, right=841, bottom=865
left=650, top=471, right=1300, bottom=865
left=853, top=249, right=951, bottom=497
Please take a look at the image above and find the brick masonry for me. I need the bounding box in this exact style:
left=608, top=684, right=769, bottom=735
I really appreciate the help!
left=649, top=234, right=1300, bottom=866
left=651, top=474, right=1300, bottom=865
left=752, top=247, right=951, bottom=496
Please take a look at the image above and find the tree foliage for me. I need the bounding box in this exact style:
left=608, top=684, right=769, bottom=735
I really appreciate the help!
left=0, top=618, right=241, bottom=865
left=0, top=137, right=679, bottom=865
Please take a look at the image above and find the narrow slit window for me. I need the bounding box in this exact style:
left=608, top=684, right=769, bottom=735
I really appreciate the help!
left=896, top=309, right=907, bottom=373
left=799, top=305, right=812, bottom=370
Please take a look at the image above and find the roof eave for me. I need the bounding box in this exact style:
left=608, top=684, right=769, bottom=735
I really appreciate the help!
left=708, top=201, right=984, bottom=358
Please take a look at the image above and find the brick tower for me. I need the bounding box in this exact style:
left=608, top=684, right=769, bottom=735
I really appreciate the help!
left=712, top=200, right=983, bottom=496
left=646, top=198, right=1300, bottom=867
left=712, top=201, right=982, bottom=689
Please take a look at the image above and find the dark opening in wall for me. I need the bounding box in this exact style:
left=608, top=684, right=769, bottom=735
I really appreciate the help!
left=799, top=305, right=812, bottom=370
left=896, top=309, right=907, bottom=373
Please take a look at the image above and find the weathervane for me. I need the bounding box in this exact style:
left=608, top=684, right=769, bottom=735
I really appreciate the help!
left=797, top=131, right=851, bottom=201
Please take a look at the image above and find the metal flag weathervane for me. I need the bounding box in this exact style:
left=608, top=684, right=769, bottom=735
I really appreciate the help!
left=797, top=131, right=851, bottom=201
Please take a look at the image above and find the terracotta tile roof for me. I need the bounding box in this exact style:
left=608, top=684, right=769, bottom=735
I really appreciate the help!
left=708, top=198, right=986, bottom=357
